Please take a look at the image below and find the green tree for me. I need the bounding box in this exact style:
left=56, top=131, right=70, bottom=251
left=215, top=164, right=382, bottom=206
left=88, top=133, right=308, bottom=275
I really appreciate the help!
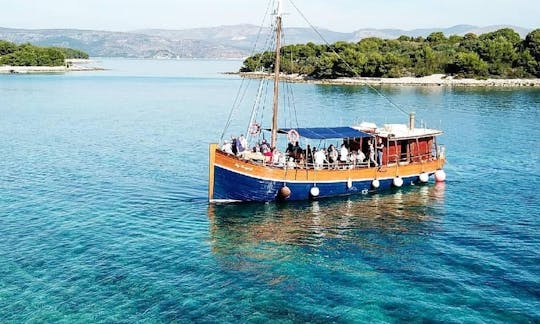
left=447, top=52, right=488, bottom=77
left=427, top=32, right=446, bottom=44
left=448, top=35, right=463, bottom=45
left=397, top=35, right=412, bottom=42
left=240, top=28, right=539, bottom=79
left=54, top=47, right=89, bottom=59
left=0, top=40, right=85, bottom=66
left=0, top=40, right=17, bottom=55
left=480, top=28, right=521, bottom=46
left=516, top=49, right=537, bottom=77
left=362, top=52, right=384, bottom=77
left=523, top=29, right=540, bottom=76
left=310, top=52, right=339, bottom=78
left=524, top=29, right=540, bottom=60
left=357, top=37, right=382, bottom=53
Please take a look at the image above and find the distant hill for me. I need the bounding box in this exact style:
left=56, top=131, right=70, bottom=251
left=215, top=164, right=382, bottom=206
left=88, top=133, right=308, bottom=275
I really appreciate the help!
left=0, top=27, right=247, bottom=59
left=349, top=24, right=531, bottom=40
left=0, top=24, right=534, bottom=59
left=132, top=24, right=351, bottom=53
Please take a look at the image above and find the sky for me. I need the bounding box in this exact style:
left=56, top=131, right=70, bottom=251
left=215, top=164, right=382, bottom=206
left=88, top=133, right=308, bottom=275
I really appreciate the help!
left=0, top=0, right=538, bottom=32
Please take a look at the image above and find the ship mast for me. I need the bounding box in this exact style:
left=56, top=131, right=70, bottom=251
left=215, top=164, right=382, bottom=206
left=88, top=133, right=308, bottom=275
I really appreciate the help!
left=270, top=0, right=283, bottom=149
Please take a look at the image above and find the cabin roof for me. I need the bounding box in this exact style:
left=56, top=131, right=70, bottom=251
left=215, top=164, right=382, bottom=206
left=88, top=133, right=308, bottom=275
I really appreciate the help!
left=278, top=127, right=372, bottom=140
left=353, top=123, right=443, bottom=139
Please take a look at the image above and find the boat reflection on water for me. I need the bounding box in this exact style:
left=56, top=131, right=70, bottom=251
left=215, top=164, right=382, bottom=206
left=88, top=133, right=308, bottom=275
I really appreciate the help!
left=207, top=183, right=446, bottom=257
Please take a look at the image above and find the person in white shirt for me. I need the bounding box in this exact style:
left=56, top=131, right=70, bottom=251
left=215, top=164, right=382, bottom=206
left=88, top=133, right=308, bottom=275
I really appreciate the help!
left=314, top=148, right=327, bottom=170
left=328, top=145, right=338, bottom=169
left=368, top=142, right=377, bottom=166
left=272, top=148, right=281, bottom=165
left=222, top=140, right=233, bottom=154
left=339, top=144, right=349, bottom=168
left=356, top=150, right=366, bottom=165
left=277, top=152, right=286, bottom=166
left=238, top=134, right=248, bottom=153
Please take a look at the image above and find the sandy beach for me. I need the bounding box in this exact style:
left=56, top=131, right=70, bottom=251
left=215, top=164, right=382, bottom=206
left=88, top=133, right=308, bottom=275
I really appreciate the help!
left=238, top=72, right=540, bottom=87
left=0, top=59, right=105, bottom=74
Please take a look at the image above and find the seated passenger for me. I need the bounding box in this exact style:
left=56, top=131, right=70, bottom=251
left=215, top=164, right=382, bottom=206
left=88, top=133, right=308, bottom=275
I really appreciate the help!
left=274, top=151, right=286, bottom=167
left=297, top=153, right=306, bottom=168
left=263, top=147, right=273, bottom=162
left=272, top=147, right=280, bottom=164
left=356, top=150, right=366, bottom=165
left=349, top=150, right=357, bottom=163
left=287, top=157, right=297, bottom=169
left=222, top=140, right=233, bottom=154
left=253, top=143, right=261, bottom=153
left=260, top=140, right=270, bottom=154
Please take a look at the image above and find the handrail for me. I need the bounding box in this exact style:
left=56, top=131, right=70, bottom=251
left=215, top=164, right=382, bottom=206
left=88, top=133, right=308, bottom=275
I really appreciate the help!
left=217, top=147, right=442, bottom=170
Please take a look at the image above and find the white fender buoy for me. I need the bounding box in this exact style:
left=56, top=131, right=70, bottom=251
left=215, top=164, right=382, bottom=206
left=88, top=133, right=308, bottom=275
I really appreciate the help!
left=346, top=178, right=353, bottom=189
left=310, top=186, right=320, bottom=197
left=434, top=169, right=446, bottom=182
left=371, top=179, right=380, bottom=189
left=393, top=177, right=403, bottom=187
left=279, top=186, right=291, bottom=199
left=419, top=172, right=429, bottom=183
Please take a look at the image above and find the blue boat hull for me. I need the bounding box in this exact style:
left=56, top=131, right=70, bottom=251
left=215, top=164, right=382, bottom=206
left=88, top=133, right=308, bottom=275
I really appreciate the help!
left=213, top=164, right=429, bottom=202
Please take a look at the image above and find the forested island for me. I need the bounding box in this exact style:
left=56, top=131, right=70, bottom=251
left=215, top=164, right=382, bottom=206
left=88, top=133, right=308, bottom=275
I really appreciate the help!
left=0, top=40, right=100, bottom=73
left=0, top=40, right=88, bottom=67
left=241, top=28, right=540, bottom=80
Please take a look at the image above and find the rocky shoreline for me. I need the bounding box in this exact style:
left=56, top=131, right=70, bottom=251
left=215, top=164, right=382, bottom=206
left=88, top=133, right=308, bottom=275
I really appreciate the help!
left=236, top=72, right=540, bottom=87
left=0, top=59, right=105, bottom=74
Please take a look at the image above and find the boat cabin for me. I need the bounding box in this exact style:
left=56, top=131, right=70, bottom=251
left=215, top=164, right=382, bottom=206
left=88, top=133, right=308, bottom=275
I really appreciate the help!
left=355, top=122, right=443, bottom=166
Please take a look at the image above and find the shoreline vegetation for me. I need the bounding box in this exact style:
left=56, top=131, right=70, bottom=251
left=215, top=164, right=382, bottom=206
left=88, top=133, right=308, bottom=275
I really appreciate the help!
left=240, top=28, right=540, bottom=86
left=233, top=71, right=540, bottom=87
left=0, top=40, right=104, bottom=74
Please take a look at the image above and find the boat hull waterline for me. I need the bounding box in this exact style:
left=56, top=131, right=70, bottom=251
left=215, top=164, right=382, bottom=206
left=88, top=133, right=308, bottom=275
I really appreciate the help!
left=209, top=144, right=445, bottom=202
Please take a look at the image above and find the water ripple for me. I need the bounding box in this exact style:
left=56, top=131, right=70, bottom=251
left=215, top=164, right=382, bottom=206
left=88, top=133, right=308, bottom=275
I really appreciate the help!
left=1, top=62, right=539, bottom=321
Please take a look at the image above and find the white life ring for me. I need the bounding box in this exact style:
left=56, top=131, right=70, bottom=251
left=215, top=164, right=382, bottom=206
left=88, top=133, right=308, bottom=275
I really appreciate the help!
left=249, top=122, right=260, bottom=135
left=287, top=129, right=300, bottom=143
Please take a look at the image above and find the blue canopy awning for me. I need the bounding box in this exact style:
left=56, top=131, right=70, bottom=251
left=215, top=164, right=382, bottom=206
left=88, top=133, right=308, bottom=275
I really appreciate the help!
left=278, top=127, right=372, bottom=140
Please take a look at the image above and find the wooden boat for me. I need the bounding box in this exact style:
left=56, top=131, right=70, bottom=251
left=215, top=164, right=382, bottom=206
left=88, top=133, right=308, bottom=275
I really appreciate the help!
left=208, top=0, right=446, bottom=202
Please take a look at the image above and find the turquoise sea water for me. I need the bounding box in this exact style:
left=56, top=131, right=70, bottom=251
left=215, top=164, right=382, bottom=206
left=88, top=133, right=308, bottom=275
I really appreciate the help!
left=1, top=58, right=539, bottom=322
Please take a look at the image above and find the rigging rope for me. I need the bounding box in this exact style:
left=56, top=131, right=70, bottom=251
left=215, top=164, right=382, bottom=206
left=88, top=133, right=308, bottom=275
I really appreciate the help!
left=287, top=0, right=410, bottom=117
left=220, top=0, right=275, bottom=142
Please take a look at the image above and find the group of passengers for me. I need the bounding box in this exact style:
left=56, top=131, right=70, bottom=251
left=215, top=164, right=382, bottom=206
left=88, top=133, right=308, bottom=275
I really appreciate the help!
left=222, top=135, right=384, bottom=169
left=221, top=134, right=249, bottom=156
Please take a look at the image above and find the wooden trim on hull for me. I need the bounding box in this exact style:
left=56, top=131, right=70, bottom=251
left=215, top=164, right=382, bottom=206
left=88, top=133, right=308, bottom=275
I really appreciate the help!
left=213, top=148, right=445, bottom=183
left=208, top=143, right=218, bottom=201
